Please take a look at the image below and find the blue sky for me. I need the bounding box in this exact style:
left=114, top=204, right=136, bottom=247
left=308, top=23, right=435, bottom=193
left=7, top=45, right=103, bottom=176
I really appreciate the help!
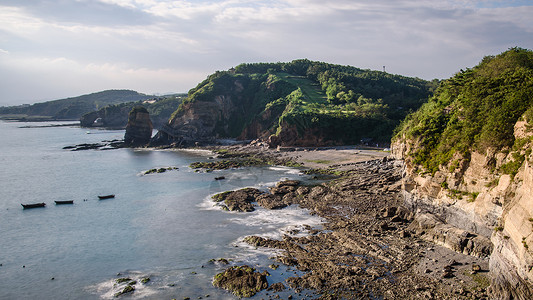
left=1, top=0, right=532, bottom=105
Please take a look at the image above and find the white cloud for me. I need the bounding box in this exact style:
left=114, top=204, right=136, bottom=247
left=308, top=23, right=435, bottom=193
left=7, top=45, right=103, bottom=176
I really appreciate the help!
left=0, top=0, right=532, bottom=104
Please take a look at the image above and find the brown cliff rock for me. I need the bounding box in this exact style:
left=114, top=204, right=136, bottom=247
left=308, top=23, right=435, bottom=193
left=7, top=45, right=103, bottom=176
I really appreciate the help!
left=393, top=118, right=533, bottom=299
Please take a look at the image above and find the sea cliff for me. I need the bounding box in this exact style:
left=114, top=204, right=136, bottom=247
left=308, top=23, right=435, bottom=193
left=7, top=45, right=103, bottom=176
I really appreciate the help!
left=392, top=48, right=533, bottom=299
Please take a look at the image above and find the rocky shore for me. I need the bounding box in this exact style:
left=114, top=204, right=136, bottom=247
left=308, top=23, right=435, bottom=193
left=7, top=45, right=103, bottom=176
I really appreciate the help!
left=203, top=145, right=490, bottom=299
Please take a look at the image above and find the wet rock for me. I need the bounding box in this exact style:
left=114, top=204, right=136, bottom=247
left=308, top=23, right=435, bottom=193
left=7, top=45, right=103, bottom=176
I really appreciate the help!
left=244, top=236, right=284, bottom=248
left=267, top=282, right=286, bottom=292
left=115, top=277, right=132, bottom=284
left=277, top=180, right=300, bottom=187
left=270, top=185, right=296, bottom=195
left=212, top=188, right=263, bottom=212
left=212, top=265, right=268, bottom=298
left=140, top=277, right=150, bottom=284
left=256, top=194, right=287, bottom=210
left=114, top=284, right=135, bottom=297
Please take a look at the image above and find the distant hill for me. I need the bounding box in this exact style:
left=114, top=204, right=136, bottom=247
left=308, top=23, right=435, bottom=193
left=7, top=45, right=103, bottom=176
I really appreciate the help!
left=80, top=94, right=186, bottom=129
left=0, top=90, right=153, bottom=120
left=154, top=59, right=436, bottom=147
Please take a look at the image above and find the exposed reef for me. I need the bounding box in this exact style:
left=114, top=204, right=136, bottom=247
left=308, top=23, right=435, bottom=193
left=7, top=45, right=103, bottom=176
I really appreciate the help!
left=209, top=156, right=490, bottom=298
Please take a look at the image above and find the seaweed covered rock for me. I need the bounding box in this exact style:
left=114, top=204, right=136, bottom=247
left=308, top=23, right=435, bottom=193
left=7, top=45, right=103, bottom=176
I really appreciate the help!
left=212, top=188, right=263, bottom=212
left=124, top=106, right=153, bottom=147
left=212, top=265, right=269, bottom=297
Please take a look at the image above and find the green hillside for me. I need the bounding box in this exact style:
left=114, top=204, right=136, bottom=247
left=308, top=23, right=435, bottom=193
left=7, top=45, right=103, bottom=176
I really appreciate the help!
left=394, top=47, right=533, bottom=174
left=167, top=59, right=435, bottom=146
left=0, top=89, right=153, bottom=120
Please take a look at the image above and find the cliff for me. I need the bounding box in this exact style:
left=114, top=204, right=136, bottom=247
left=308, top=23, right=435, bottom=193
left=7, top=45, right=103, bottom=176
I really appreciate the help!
left=393, top=48, right=533, bottom=299
left=153, top=60, right=433, bottom=147
left=124, top=106, right=153, bottom=147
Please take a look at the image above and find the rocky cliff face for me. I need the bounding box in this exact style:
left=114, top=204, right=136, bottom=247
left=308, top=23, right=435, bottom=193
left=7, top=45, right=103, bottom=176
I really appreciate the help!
left=153, top=74, right=286, bottom=147
left=393, top=120, right=533, bottom=299
left=124, top=107, right=153, bottom=147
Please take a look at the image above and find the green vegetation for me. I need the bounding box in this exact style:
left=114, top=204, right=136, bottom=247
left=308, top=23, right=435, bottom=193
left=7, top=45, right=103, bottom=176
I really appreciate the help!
left=394, top=48, right=533, bottom=174
left=171, top=59, right=435, bottom=145
left=306, top=159, right=332, bottom=164
left=0, top=90, right=153, bottom=120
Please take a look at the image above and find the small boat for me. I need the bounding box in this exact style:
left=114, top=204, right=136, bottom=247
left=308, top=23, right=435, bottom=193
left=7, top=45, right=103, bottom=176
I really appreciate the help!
left=55, top=200, right=74, bottom=205
left=98, top=194, right=115, bottom=200
left=215, top=176, right=226, bottom=180
left=21, top=203, right=46, bottom=209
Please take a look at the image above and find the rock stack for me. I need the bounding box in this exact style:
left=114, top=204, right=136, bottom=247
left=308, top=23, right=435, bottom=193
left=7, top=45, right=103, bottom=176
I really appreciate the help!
left=124, top=106, right=153, bottom=147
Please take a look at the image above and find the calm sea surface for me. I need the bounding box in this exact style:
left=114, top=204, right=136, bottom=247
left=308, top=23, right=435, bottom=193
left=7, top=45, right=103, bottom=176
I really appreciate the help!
left=0, top=121, right=321, bottom=299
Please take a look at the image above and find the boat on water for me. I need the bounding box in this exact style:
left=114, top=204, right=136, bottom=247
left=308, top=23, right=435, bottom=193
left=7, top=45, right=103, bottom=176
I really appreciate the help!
left=21, top=203, right=46, bottom=209
left=98, top=194, right=115, bottom=199
left=215, top=176, right=225, bottom=180
left=55, top=200, right=74, bottom=205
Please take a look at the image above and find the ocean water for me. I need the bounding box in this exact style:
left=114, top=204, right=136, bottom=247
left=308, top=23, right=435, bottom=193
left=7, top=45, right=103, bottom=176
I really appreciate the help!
left=0, top=121, right=322, bottom=299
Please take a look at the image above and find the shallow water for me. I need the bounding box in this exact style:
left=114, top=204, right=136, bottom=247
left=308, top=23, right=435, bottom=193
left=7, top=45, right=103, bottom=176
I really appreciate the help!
left=0, top=121, right=322, bottom=299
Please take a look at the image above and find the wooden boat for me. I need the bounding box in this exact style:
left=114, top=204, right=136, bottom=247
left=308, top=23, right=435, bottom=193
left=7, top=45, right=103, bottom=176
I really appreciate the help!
left=21, top=203, right=46, bottom=209
left=215, top=176, right=226, bottom=180
left=55, top=200, right=74, bottom=205
left=98, top=194, right=115, bottom=200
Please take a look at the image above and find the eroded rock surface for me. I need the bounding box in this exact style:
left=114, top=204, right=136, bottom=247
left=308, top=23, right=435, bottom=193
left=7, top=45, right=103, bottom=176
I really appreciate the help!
left=212, top=265, right=269, bottom=298
left=124, top=106, right=153, bottom=147
left=239, top=159, right=490, bottom=298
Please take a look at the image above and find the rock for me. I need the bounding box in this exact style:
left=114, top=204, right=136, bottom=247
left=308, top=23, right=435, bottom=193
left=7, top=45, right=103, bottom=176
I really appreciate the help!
left=244, top=236, right=284, bottom=248
left=256, top=194, right=287, bottom=210
left=276, top=180, right=300, bottom=187
left=140, top=277, right=150, bottom=284
left=115, top=277, right=132, bottom=284
left=399, top=230, right=411, bottom=238
left=472, top=264, right=482, bottom=273
left=267, top=282, right=286, bottom=292
left=270, top=185, right=296, bottom=195
left=212, top=265, right=268, bottom=298
left=114, top=284, right=135, bottom=297
left=212, top=188, right=262, bottom=212
left=124, top=106, right=153, bottom=147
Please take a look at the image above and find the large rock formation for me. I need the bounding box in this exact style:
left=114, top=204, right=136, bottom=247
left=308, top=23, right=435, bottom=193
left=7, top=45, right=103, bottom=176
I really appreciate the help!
left=393, top=121, right=533, bottom=299
left=393, top=48, right=533, bottom=299
left=124, top=106, right=153, bottom=147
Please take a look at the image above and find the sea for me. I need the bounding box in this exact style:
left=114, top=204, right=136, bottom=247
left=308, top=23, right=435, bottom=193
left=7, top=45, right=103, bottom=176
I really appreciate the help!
left=0, top=121, right=323, bottom=300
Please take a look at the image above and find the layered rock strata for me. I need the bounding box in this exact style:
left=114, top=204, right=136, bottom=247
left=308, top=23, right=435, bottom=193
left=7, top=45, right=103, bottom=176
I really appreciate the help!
left=393, top=120, right=533, bottom=299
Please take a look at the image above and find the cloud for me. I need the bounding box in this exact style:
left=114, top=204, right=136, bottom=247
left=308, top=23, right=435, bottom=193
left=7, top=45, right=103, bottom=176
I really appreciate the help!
left=0, top=0, right=532, bottom=104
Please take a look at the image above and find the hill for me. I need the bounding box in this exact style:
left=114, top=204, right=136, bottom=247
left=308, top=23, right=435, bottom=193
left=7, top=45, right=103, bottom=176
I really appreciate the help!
left=153, top=59, right=436, bottom=147
left=0, top=90, right=153, bottom=120
left=80, top=94, right=185, bottom=129
left=394, top=47, right=533, bottom=174
left=392, top=47, right=533, bottom=299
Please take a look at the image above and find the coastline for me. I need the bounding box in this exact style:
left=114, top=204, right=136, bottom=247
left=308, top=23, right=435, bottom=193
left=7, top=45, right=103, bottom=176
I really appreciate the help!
left=198, top=143, right=490, bottom=299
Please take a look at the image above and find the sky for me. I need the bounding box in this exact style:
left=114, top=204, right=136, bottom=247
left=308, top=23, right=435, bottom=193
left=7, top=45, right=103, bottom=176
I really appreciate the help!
left=0, top=0, right=532, bottom=106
